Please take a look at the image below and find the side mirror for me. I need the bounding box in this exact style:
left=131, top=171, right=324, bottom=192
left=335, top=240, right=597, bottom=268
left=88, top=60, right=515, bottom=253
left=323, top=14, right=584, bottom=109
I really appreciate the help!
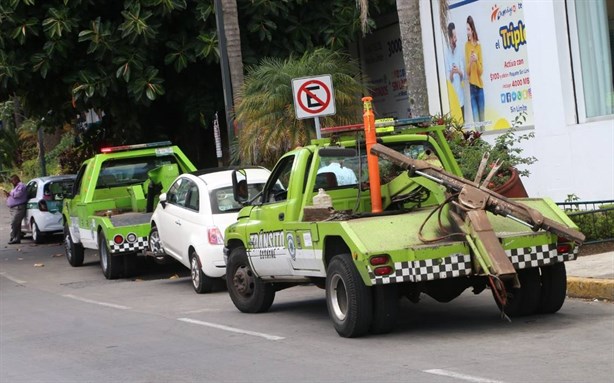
left=232, top=169, right=249, bottom=204
left=159, top=192, right=167, bottom=208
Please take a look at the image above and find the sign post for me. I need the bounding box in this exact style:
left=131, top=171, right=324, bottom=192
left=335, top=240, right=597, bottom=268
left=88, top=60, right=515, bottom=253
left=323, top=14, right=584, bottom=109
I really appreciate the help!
left=292, top=74, right=336, bottom=138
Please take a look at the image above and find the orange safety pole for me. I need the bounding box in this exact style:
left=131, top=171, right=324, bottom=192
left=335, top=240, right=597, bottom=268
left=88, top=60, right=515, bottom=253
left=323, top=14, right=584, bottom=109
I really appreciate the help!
left=362, top=96, right=382, bottom=213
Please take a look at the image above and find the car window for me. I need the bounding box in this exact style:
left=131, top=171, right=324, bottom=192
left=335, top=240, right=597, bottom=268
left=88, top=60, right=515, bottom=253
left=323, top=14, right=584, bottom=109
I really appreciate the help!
left=211, top=183, right=265, bottom=214
left=45, top=179, right=75, bottom=200
left=185, top=182, right=199, bottom=211
left=26, top=181, right=38, bottom=199
left=96, top=155, right=178, bottom=189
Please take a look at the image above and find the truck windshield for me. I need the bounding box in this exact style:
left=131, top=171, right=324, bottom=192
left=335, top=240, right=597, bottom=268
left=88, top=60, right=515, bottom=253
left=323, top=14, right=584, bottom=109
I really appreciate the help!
left=317, top=142, right=441, bottom=190
left=96, top=155, right=178, bottom=189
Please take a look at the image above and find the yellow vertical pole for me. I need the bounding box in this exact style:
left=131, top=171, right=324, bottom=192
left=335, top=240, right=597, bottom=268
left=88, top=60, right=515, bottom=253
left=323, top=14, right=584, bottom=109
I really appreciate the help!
left=362, top=96, right=382, bottom=213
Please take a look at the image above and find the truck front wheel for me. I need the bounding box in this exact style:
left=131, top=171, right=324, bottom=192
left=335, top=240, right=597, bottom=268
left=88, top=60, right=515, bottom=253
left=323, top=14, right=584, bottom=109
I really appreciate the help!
left=226, top=246, right=275, bottom=313
left=99, top=232, right=122, bottom=280
left=326, top=254, right=373, bottom=338
left=64, top=222, right=84, bottom=267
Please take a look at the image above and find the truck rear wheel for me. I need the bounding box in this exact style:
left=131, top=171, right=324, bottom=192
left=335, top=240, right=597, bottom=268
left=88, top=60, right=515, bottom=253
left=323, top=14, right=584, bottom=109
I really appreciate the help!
left=370, top=284, right=399, bottom=334
left=99, top=232, right=122, bottom=280
left=64, top=222, right=84, bottom=267
left=226, top=246, right=275, bottom=312
left=497, top=267, right=541, bottom=317
left=326, top=254, right=373, bottom=338
left=191, top=250, right=215, bottom=294
left=538, top=262, right=567, bottom=314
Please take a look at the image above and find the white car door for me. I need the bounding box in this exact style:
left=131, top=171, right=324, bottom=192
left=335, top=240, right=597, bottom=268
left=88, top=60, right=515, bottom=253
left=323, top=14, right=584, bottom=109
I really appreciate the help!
left=156, top=178, right=190, bottom=263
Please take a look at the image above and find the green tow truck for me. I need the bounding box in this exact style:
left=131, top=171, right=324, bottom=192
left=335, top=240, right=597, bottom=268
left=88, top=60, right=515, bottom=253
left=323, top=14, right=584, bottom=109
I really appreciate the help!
left=62, top=142, right=196, bottom=279
left=224, top=98, right=584, bottom=337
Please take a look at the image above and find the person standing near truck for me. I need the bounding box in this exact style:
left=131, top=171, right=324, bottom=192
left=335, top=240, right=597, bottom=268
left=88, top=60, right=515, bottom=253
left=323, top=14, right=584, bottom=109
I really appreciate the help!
left=2, top=175, right=27, bottom=244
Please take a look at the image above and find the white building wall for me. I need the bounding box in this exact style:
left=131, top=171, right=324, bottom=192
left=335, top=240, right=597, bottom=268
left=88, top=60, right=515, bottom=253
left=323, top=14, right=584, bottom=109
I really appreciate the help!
left=420, top=0, right=614, bottom=202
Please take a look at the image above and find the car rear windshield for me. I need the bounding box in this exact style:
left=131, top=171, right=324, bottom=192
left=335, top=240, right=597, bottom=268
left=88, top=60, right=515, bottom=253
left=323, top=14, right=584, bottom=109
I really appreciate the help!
left=44, top=179, right=75, bottom=200
left=210, top=183, right=265, bottom=214
left=96, top=155, right=178, bottom=189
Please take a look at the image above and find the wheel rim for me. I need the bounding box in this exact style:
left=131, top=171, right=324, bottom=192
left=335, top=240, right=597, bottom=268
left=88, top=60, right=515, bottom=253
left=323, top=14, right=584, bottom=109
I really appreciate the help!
left=233, top=265, right=255, bottom=297
left=64, top=231, right=72, bottom=261
left=149, top=229, right=161, bottom=253
left=330, top=274, right=348, bottom=321
left=191, top=256, right=200, bottom=288
left=32, top=222, right=38, bottom=241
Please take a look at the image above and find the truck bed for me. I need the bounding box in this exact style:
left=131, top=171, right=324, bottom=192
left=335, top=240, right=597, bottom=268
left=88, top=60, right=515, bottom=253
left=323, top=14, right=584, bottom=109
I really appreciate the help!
left=109, top=212, right=153, bottom=227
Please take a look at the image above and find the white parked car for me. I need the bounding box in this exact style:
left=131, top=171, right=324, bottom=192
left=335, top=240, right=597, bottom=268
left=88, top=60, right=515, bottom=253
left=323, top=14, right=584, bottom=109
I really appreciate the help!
left=21, top=175, right=76, bottom=243
left=149, top=167, right=270, bottom=293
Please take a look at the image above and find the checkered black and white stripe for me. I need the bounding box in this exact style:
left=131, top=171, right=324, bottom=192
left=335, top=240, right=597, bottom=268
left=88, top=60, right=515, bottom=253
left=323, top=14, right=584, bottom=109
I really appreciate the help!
left=505, top=244, right=577, bottom=270
left=109, top=237, right=147, bottom=254
left=369, top=254, right=472, bottom=285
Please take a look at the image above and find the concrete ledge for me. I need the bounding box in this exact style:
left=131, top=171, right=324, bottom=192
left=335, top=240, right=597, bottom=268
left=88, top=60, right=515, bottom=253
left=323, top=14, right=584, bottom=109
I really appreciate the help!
left=567, top=277, right=614, bottom=301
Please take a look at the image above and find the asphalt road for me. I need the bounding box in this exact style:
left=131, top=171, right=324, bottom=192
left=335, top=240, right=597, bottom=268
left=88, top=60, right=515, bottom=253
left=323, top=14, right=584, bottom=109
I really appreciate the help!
left=1, top=234, right=613, bottom=383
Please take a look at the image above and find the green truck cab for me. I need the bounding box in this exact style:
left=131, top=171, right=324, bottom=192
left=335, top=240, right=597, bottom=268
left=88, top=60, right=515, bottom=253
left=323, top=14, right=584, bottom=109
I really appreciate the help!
left=62, top=141, right=196, bottom=279
left=224, top=114, right=583, bottom=338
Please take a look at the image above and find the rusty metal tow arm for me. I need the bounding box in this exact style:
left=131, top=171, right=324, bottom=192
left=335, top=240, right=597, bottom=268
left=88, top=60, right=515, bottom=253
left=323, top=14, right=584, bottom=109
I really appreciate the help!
left=370, top=144, right=585, bottom=285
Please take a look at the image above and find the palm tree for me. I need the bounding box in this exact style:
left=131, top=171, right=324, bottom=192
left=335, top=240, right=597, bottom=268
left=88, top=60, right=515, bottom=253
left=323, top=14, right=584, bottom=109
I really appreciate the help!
left=221, top=0, right=244, bottom=111
left=234, top=48, right=366, bottom=168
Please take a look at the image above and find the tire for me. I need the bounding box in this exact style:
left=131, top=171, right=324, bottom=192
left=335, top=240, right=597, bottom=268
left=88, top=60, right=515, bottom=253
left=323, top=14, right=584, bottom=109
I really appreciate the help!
left=226, top=246, right=275, bottom=313
left=370, top=284, right=399, bottom=335
left=32, top=220, right=44, bottom=244
left=64, top=222, right=84, bottom=267
left=148, top=226, right=163, bottom=255
left=191, top=250, right=215, bottom=294
left=538, top=262, right=567, bottom=314
left=496, top=267, right=541, bottom=317
left=326, top=254, right=373, bottom=338
left=99, top=232, right=122, bottom=280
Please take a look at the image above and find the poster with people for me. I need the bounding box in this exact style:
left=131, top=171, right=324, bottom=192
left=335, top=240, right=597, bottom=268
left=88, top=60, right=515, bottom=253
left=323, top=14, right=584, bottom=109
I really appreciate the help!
left=442, top=0, right=534, bottom=131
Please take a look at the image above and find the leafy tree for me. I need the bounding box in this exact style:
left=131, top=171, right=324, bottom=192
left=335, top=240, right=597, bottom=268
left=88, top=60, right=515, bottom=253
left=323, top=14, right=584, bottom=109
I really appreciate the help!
left=0, top=0, right=394, bottom=168
left=234, top=48, right=366, bottom=168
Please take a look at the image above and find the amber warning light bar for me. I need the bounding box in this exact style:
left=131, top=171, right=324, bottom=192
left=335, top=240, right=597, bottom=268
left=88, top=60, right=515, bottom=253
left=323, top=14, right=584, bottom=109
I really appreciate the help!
left=100, top=141, right=172, bottom=153
left=320, top=116, right=431, bottom=136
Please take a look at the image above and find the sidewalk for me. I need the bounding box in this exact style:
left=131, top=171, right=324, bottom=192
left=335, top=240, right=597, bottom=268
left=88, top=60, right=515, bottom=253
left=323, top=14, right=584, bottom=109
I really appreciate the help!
left=0, top=196, right=612, bottom=300
left=566, top=251, right=614, bottom=301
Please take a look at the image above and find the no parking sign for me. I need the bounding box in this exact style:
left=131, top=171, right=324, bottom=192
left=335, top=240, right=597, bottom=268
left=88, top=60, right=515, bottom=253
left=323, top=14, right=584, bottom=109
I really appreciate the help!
left=292, top=75, right=336, bottom=120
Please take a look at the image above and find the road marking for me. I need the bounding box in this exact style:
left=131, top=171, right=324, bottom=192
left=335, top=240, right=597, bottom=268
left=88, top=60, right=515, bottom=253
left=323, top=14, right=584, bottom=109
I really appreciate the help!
left=423, top=369, right=505, bottom=383
left=177, top=318, right=285, bottom=341
left=0, top=272, right=26, bottom=285
left=181, top=308, right=222, bottom=314
left=63, top=294, right=131, bottom=310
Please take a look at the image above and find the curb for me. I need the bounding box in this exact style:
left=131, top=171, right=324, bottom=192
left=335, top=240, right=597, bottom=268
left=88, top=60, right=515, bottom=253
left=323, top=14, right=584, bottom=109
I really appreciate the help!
left=567, top=276, right=614, bottom=301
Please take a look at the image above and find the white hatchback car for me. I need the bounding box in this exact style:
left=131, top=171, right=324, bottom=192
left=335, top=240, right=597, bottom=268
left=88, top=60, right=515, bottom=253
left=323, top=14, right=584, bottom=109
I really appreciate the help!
left=21, top=175, right=76, bottom=243
left=149, top=167, right=270, bottom=293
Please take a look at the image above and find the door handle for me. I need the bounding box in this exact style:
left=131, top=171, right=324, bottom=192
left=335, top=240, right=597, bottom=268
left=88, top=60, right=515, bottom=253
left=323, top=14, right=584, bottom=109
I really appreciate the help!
left=278, top=213, right=284, bottom=221
left=175, top=220, right=181, bottom=226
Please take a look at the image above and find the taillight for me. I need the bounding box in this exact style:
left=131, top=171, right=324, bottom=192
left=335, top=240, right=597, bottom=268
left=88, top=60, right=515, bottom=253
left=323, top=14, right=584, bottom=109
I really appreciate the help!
left=557, top=236, right=572, bottom=254
left=38, top=200, right=48, bottom=212
left=113, top=234, right=124, bottom=244
left=370, top=255, right=390, bottom=266
left=208, top=227, right=224, bottom=245
left=374, top=266, right=394, bottom=276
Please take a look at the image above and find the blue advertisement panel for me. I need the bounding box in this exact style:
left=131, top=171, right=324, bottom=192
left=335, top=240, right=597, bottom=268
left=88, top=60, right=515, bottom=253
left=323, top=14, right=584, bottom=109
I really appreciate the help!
left=443, top=0, right=533, bottom=131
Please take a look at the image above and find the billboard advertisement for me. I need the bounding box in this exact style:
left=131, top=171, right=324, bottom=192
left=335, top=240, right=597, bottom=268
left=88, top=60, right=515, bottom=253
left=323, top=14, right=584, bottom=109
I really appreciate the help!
left=442, top=0, right=533, bottom=131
